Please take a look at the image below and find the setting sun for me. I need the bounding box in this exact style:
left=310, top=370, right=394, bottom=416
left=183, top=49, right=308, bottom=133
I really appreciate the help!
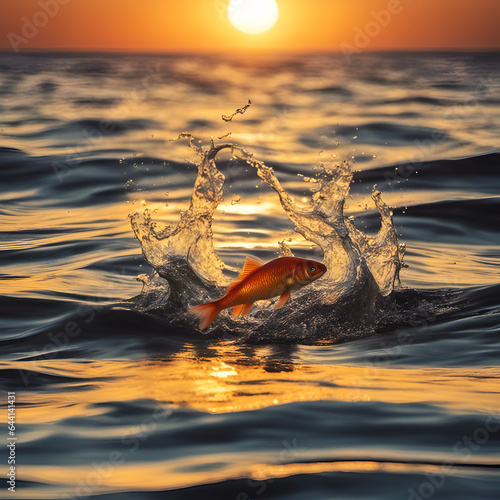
left=228, top=0, right=279, bottom=35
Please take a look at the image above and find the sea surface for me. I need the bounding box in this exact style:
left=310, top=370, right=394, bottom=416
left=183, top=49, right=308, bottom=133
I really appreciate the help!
left=0, top=51, right=499, bottom=500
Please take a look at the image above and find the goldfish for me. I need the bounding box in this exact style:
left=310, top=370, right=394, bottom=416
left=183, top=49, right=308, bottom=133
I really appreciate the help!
left=189, top=256, right=327, bottom=330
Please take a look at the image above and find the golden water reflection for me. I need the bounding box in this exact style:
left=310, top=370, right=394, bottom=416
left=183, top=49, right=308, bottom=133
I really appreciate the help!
left=14, top=343, right=500, bottom=423
left=21, top=458, right=500, bottom=500
left=9, top=344, right=500, bottom=498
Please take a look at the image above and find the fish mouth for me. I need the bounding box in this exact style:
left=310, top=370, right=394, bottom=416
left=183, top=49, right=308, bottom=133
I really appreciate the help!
left=312, top=264, right=327, bottom=281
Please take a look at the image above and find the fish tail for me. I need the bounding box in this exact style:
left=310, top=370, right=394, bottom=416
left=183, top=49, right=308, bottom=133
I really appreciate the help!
left=189, top=300, right=223, bottom=330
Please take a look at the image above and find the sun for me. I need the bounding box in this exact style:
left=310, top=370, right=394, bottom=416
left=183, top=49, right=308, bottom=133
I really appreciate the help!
left=228, top=0, right=279, bottom=35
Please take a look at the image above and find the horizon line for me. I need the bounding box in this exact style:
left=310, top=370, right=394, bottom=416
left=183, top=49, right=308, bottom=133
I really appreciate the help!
left=1, top=47, right=500, bottom=55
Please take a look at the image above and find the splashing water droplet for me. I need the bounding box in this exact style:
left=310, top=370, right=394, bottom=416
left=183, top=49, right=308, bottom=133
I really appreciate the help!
left=278, top=239, right=294, bottom=257
left=129, top=137, right=405, bottom=337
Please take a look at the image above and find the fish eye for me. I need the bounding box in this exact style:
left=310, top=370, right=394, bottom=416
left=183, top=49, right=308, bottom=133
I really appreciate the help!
left=310, top=266, right=316, bottom=272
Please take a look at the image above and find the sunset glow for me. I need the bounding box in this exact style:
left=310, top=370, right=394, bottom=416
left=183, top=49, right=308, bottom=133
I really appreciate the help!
left=228, top=0, right=279, bottom=35
left=0, top=0, right=499, bottom=52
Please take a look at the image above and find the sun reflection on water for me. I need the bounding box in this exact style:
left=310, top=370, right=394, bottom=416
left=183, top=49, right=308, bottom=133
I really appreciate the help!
left=12, top=343, right=500, bottom=422
left=210, top=361, right=238, bottom=378
left=9, top=345, right=500, bottom=495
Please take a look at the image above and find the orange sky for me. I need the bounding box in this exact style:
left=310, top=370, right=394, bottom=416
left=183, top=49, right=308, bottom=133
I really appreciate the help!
left=1, top=0, right=499, bottom=52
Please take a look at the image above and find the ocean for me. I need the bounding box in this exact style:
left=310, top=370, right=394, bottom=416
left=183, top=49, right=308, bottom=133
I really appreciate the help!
left=0, top=50, right=499, bottom=499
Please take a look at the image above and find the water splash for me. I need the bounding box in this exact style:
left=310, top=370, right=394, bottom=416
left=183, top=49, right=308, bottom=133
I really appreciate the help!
left=130, top=135, right=231, bottom=284
left=129, top=138, right=407, bottom=339
left=241, top=153, right=405, bottom=300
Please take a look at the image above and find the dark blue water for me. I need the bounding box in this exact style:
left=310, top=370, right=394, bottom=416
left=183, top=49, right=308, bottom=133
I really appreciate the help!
left=0, top=51, right=499, bottom=500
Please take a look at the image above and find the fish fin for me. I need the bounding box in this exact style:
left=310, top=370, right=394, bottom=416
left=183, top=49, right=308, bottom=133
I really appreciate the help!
left=189, top=301, right=222, bottom=330
left=231, top=304, right=245, bottom=318
left=227, top=256, right=265, bottom=294
left=275, top=288, right=290, bottom=309
left=240, top=303, right=254, bottom=316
